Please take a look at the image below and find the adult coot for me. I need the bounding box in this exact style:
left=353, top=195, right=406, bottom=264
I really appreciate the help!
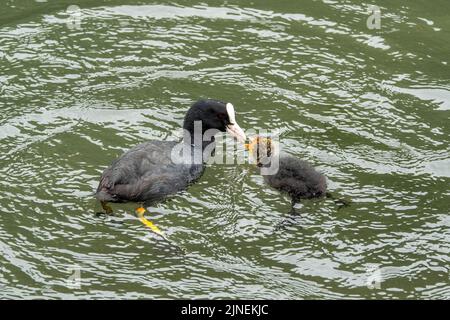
left=96, top=99, right=246, bottom=221
left=245, top=136, right=348, bottom=213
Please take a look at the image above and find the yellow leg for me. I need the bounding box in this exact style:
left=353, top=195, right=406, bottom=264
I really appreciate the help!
left=135, top=206, right=164, bottom=237
left=135, top=207, right=186, bottom=254
left=101, top=201, right=113, bottom=215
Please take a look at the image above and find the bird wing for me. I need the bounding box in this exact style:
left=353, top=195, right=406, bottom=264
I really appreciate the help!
left=96, top=140, right=191, bottom=202
left=111, top=168, right=190, bottom=202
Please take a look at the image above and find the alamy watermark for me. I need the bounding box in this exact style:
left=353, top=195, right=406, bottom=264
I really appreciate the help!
left=66, top=5, right=82, bottom=30
left=367, top=5, right=381, bottom=30
left=366, top=264, right=382, bottom=289
left=66, top=265, right=81, bottom=289
left=64, top=5, right=382, bottom=33
left=170, top=123, right=280, bottom=175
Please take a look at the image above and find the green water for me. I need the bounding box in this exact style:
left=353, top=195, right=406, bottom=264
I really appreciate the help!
left=0, top=0, right=449, bottom=299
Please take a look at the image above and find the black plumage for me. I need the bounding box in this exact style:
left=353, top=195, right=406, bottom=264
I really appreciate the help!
left=95, top=99, right=246, bottom=211
left=263, top=155, right=327, bottom=202
left=96, top=140, right=202, bottom=204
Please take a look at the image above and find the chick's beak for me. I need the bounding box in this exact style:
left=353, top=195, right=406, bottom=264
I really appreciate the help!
left=226, top=122, right=246, bottom=143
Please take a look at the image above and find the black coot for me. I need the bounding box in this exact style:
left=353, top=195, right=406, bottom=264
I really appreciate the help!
left=96, top=99, right=246, bottom=215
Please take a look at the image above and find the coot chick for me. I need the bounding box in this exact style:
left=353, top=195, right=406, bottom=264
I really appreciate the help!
left=96, top=99, right=246, bottom=221
left=245, top=136, right=348, bottom=213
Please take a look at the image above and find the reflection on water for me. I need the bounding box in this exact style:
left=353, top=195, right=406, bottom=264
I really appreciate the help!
left=0, top=1, right=449, bottom=299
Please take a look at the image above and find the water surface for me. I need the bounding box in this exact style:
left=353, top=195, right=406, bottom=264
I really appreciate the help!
left=0, top=0, right=449, bottom=299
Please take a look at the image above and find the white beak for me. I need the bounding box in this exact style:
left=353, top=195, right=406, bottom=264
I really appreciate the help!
left=225, top=102, right=246, bottom=142
left=226, top=123, right=246, bottom=143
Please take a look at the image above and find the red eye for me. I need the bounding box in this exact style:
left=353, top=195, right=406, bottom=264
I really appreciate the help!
left=217, top=113, right=227, bottom=120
